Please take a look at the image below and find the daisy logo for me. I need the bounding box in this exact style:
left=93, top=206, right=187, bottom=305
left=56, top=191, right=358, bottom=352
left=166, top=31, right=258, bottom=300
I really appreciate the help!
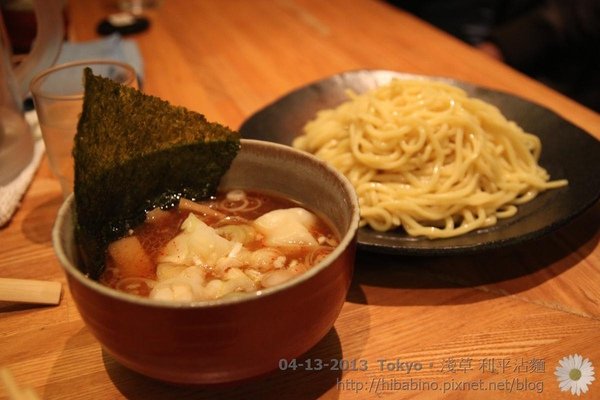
left=555, top=354, right=595, bottom=396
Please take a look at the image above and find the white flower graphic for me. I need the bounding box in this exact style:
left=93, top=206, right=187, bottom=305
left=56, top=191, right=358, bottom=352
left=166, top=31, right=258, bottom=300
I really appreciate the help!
left=555, top=354, right=595, bottom=396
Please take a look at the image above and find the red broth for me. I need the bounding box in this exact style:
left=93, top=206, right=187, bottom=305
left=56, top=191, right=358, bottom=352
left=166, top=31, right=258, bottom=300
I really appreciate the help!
left=100, top=190, right=339, bottom=301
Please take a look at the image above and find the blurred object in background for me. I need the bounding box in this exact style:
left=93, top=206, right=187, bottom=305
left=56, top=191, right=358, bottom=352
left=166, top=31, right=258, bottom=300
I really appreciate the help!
left=117, top=0, right=163, bottom=15
left=0, top=0, right=37, bottom=55
left=96, top=13, right=150, bottom=36
left=0, top=0, right=67, bottom=62
left=385, top=0, right=541, bottom=45
left=387, top=0, right=600, bottom=113
left=1, top=0, right=65, bottom=227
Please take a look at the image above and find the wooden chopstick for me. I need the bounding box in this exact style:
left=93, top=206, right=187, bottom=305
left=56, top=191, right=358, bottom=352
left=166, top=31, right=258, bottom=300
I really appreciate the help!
left=0, top=278, right=61, bottom=305
left=0, top=368, right=41, bottom=400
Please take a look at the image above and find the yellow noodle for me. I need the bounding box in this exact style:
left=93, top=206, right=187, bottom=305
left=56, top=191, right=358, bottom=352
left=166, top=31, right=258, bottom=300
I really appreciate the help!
left=293, top=79, right=568, bottom=239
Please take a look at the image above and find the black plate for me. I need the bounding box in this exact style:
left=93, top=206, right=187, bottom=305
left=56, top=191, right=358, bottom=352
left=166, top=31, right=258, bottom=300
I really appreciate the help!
left=239, top=70, right=600, bottom=255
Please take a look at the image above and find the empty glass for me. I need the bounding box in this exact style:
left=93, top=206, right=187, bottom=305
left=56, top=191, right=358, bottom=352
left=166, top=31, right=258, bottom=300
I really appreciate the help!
left=30, top=60, right=138, bottom=197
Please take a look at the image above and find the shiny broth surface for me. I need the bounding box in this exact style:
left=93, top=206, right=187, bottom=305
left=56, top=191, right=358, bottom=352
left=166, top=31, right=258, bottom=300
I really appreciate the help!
left=100, top=190, right=339, bottom=301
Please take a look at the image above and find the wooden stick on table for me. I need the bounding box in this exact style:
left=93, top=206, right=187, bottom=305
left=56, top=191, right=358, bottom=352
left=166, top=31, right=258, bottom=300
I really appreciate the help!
left=0, top=368, right=41, bottom=400
left=0, top=278, right=62, bottom=305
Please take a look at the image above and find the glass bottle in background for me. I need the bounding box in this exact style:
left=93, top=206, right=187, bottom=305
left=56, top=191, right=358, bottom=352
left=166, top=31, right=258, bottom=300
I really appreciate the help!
left=0, top=0, right=64, bottom=185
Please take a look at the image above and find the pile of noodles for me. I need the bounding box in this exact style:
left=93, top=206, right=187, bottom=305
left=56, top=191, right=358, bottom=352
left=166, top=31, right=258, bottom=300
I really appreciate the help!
left=293, top=79, right=567, bottom=238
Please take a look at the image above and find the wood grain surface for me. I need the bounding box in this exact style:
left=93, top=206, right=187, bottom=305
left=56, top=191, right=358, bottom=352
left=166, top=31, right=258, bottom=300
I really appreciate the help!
left=1, top=0, right=599, bottom=399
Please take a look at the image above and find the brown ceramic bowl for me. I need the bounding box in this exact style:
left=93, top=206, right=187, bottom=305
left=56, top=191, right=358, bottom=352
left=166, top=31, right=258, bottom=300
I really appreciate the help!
left=52, top=139, right=360, bottom=385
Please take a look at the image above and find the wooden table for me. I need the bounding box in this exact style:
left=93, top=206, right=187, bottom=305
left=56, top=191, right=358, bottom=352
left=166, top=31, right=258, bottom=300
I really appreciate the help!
left=2, top=0, right=599, bottom=398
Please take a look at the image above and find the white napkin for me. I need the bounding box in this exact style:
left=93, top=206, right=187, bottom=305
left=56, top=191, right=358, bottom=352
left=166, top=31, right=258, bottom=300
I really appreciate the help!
left=0, top=111, right=44, bottom=227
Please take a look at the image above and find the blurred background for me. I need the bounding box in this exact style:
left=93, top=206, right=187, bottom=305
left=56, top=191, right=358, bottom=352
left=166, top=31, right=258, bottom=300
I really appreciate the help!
left=2, top=0, right=599, bottom=112
left=386, top=0, right=600, bottom=112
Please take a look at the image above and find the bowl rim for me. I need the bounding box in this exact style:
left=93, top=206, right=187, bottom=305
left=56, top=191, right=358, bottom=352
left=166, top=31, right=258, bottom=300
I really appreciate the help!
left=52, top=139, right=360, bottom=309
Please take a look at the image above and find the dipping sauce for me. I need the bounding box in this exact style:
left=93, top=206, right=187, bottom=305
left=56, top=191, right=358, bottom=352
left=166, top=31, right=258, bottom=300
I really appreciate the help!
left=100, top=190, right=339, bottom=301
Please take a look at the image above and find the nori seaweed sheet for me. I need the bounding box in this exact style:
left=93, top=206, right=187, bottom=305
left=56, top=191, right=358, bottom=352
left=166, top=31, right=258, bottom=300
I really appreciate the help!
left=74, top=68, right=240, bottom=279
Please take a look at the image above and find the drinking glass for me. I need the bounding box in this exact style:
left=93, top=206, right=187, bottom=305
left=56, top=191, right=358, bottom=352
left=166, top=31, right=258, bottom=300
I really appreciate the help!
left=30, top=60, right=138, bottom=197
